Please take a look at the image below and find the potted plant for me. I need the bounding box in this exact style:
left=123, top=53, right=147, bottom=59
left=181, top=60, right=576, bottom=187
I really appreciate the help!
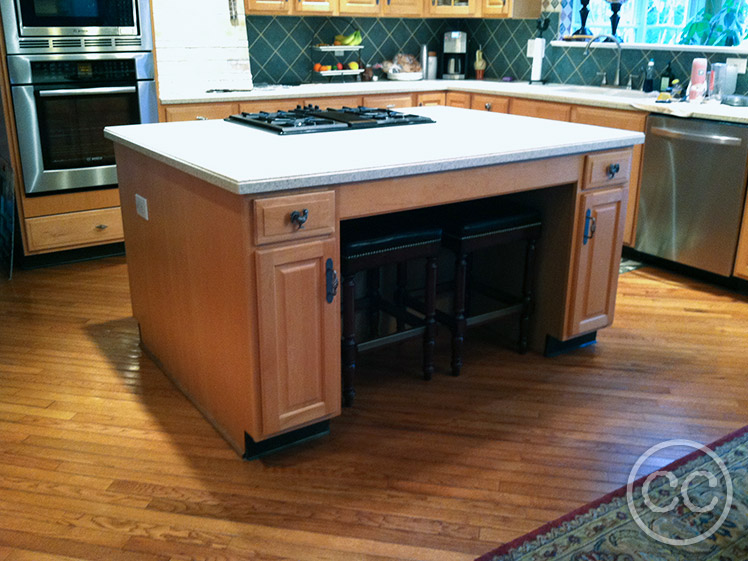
left=680, top=0, right=748, bottom=46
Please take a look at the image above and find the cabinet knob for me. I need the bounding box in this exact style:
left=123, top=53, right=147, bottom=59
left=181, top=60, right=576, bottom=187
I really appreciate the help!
left=196, top=116, right=207, bottom=120
left=290, top=208, right=309, bottom=229
left=95, top=224, right=108, bottom=230
left=484, top=102, right=492, bottom=111
left=607, top=163, right=620, bottom=179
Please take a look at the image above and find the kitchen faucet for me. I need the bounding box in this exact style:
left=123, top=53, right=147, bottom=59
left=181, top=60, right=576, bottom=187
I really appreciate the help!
left=584, top=34, right=622, bottom=87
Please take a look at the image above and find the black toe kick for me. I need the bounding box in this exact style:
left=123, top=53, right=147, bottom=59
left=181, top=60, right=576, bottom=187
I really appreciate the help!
left=243, top=421, right=330, bottom=461
left=544, top=332, right=597, bottom=357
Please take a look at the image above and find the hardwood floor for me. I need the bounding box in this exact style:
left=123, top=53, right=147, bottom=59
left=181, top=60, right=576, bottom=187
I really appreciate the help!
left=1, top=257, right=747, bottom=560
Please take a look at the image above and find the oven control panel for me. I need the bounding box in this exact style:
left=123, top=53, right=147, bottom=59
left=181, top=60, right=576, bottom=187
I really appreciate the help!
left=30, top=59, right=136, bottom=84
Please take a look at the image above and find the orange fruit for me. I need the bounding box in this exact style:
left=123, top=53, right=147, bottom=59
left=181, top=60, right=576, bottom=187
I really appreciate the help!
left=313, top=63, right=322, bottom=72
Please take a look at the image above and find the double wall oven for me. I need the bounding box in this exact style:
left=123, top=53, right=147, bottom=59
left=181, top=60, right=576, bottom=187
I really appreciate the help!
left=1, top=0, right=157, bottom=195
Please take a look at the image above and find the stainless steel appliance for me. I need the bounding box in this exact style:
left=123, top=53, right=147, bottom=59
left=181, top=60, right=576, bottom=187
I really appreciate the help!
left=635, top=115, right=748, bottom=277
left=9, top=52, right=157, bottom=194
left=226, top=106, right=435, bottom=135
left=0, top=0, right=152, bottom=54
left=442, top=31, right=467, bottom=80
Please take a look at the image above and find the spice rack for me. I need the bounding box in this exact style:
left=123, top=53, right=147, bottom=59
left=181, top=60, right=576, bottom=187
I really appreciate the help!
left=311, top=45, right=364, bottom=81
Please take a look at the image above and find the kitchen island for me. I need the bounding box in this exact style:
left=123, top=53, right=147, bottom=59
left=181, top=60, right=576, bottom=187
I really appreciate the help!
left=105, top=106, right=644, bottom=458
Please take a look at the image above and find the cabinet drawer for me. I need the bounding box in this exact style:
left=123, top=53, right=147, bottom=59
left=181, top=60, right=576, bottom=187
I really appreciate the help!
left=163, top=103, right=239, bottom=122
left=362, top=94, right=414, bottom=109
left=254, top=191, right=335, bottom=245
left=584, top=150, right=632, bottom=189
left=26, top=207, right=124, bottom=252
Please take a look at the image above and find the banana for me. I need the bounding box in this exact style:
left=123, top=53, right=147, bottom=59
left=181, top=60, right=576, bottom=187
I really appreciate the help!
left=348, top=31, right=362, bottom=46
left=333, top=31, right=361, bottom=46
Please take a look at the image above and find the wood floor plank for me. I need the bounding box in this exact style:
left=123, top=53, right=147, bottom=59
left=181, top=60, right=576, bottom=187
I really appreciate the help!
left=1, top=257, right=748, bottom=560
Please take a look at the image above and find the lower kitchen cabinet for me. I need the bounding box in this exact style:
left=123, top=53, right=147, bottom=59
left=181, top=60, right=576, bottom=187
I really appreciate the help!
left=445, top=91, right=471, bottom=108
left=417, top=92, right=446, bottom=106
left=25, top=207, right=124, bottom=252
left=255, top=237, right=341, bottom=435
left=163, top=102, right=239, bottom=122
left=566, top=186, right=626, bottom=337
left=510, top=98, right=571, bottom=121
left=471, top=93, right=509, bottom=113
left=571, top=105, right=646, bottom=247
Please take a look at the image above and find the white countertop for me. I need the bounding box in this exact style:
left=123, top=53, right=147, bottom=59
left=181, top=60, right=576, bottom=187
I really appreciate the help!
left=105, top=106, right=644, bottom=196
left=160, top=79, right=748, bottom=124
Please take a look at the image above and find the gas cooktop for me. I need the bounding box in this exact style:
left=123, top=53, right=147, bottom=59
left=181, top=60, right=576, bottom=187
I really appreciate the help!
left=225, top=105, right=435, bottom=135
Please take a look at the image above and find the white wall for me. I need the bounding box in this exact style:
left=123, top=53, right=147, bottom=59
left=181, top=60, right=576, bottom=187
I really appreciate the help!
left=151, top=0, right=253, bottom=93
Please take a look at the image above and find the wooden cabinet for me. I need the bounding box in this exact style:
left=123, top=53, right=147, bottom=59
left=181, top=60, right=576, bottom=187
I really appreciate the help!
left=25, top=207, right=124, bottom=252
left=163, top=102, right=239, bottom=122
left=571, top=105, right=646, bottom=247
left=566, top=152, right=628, bottom=338
left=482, top=0, right=509, bottom=16
left=382, top=0, right=423, bottom=16
left=471, top=93, right=510, bottom=113
left=339, top=0, right=379, bottom=14
left=417, top=92, right=446, bottom=106
left=245, top=0, right=291, bottom=13
left=255, top=237, right=340, bottom=435
left=245, top=0, right=334, bottom=14
left=362, top=93, right=415, bottom=108
left=426, top=0, right=477, bottom=16
left=445, top=91, right=471, bottom=108
left=734, top=197, right=748, bottom=280
left=510, top=98, right=571, bottom=121
left=295, top=0, right=336, bottom=14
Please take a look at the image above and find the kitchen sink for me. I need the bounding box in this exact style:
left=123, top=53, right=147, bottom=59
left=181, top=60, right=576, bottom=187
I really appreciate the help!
left=544, top=84, right=659, bottom=100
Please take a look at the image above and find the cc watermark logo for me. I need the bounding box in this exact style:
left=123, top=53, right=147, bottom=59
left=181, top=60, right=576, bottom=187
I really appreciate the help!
left=626, top=439, right=733, bottom=547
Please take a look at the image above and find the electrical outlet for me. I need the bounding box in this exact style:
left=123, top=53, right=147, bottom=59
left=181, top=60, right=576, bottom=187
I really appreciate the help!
left=726, top=58, right=747, bottom=74
left=135, top=194, right=149, bottom=220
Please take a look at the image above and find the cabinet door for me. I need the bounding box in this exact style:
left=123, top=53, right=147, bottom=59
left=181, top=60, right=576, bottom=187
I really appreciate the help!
left=471, top=94, right=509, bottom=113
left=339, top=0, right=380, bottom=15
left=256, top=238, right=341, bottom=436
left=482, top=0, right=509, bottom=16
left=571, top=106, right=646, bottom=247
left=567, top=187, right=626, bottom=338
left=427, top=0, right=476, bottom=15
left=416, top=92, right=445, bottom=106
left=295, top=0, right=336, bottom=13
left=362, top=93, right=415, bottom=109
left=244, top=0, right=291, bottom=14
left=510, top=98, right=571, bottom=121
left=382, top=0, right=422, bottom=16
left=445, top=91, right=471, bottom=108
left=163, top=103, right=239, bottom=122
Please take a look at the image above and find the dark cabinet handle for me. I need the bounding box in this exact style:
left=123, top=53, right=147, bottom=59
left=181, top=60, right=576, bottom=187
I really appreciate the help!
left=290, top=208, right=309, bottom=229
left=583, top=208, right=596, bottom=245
left=607, top=163, right=620, bottom=179
left=326, top=258, right=338, bottom=303
left=485, top=102, right=492, bottom=110
left=95, top=224, right=108, bottom=230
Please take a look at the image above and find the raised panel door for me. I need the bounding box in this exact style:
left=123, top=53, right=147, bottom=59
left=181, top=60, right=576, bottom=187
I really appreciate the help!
left=445, top=91, right=471, bottom=108
left=244, top=0, right=291, bottom=14
left=416, top=92, right=446, bottom=106
left=567, top=187, right=626, bottom=338
left=382, top=0, right=422, bottom=16
left=255, top=238, right=341, bottom=436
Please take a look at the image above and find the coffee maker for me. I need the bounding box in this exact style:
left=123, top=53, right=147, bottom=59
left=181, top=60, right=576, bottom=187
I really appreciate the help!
left=442, top=31, right=467, bottom=80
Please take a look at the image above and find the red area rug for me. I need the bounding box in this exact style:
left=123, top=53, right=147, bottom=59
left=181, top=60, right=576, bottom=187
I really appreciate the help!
left=476, top=425, right=748, bottom=561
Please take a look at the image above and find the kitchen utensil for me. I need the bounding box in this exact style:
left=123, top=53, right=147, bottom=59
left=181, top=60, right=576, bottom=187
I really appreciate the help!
left=722, top=94, right=748, bottom=106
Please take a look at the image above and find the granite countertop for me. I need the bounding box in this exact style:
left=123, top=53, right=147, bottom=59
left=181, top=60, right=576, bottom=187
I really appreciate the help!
left=105, top=106, right=644, bottom=196
left=159, top=79, right=748, bottom=124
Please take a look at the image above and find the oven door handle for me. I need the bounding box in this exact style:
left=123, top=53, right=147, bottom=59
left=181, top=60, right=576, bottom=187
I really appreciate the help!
left=38, top=86, right=137, bottom=97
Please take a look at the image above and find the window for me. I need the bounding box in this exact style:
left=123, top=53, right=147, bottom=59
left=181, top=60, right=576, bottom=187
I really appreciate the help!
left=572, top=0, right=702, bottom=45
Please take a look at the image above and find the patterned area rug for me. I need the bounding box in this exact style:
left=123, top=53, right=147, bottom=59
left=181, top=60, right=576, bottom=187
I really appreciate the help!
left=477, top=426, right=748, bottom=561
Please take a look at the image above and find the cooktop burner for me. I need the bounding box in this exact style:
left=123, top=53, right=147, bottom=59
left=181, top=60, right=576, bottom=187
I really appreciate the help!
left=225, top=105, right=435, bottom=135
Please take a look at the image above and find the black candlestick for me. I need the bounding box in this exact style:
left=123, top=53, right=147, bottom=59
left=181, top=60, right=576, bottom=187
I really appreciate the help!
left=573, top=0, right=592, bottom=37
left=609, top=1, right=622, bottom=40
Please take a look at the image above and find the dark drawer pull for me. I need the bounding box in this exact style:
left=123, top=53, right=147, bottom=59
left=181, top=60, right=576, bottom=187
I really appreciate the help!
left=583, top=209, right=596, bottom=245
left=95, top=224, right=109, bottom=230
left=290, top=208, right=309, bottom=229
left=607, top=163, right=620, bottom=179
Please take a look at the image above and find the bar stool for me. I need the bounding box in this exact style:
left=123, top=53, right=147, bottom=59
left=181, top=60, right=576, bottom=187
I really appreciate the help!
left=340, top=213, right=442, bottom=407
left=439, top=200, right=542, bottom=377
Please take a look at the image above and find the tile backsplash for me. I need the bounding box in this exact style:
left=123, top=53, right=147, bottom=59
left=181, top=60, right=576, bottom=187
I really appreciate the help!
left=246, top=11, right=748, bottom=95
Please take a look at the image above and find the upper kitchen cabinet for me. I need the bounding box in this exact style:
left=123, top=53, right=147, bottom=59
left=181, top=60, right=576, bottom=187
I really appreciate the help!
left=426, top=0, right=477, bottom=17
left=339, top=0, right=422, bottom=16
left=488, top=0, right=542, bottom=17
left=244, top=0, right=335, bottom=15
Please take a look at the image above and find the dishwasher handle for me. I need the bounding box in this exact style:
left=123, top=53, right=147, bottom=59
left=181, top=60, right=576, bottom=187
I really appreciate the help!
left=649, top=126, right=743, bottom=147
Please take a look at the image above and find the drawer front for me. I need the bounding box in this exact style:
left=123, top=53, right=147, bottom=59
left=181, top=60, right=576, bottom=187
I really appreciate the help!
left=584, top=150, right=632, bottom=189
left=254, top=191, right=335, bottom=245
left=362, top=94, right=414, bottom=109
left=163, top=103, right=239, bottom=122
left=26, top=207, right=124, bottom=252
left=470, top=94, right=510, bottom=113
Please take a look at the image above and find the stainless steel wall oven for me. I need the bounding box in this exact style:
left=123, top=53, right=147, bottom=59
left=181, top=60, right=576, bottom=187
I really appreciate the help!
left=1, top=0, right=156, bottom=195
left=8, top=53, right=156, bottom=195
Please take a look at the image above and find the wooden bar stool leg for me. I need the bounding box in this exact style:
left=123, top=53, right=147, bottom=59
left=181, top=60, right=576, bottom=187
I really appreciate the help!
left=367, top=269, right=380, bottom=338
left=395, top=262, right=408, bottom=331
left=451, top=250, right=468, bottom=377
left=519, top=238, right=537, bottom=354
left=342, top=273, right=357, bottom=407
left=423, top=256, right=437, bottom=381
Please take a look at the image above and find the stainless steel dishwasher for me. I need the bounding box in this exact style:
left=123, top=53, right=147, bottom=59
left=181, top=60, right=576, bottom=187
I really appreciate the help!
left=635, top=114, right=748, bottom=276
